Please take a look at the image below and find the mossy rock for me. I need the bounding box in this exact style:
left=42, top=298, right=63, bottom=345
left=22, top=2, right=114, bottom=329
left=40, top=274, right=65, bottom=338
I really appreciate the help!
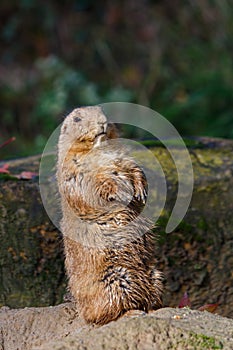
left=0, top=156, right=66, bottom=307
left=153, top=137, right=233, bottom=318
left=0, top=137, right=233, bottom=319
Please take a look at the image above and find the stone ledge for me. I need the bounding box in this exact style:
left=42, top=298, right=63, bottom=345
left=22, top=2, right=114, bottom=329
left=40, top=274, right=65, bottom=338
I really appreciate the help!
left=1, top=303, right=232, bottom=350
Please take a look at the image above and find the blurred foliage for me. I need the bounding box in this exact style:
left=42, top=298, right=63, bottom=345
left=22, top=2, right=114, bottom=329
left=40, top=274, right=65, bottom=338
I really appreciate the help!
left=0, top=0, right=232, bottom=158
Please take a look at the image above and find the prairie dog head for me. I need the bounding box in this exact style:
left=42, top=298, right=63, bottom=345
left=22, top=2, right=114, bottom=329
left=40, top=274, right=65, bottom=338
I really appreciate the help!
left=58, top=106, right=110, bottom=163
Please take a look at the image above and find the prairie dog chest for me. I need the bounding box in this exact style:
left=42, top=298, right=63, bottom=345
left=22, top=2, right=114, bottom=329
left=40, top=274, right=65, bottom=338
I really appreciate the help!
left=62, top=146, right=134, bottom=208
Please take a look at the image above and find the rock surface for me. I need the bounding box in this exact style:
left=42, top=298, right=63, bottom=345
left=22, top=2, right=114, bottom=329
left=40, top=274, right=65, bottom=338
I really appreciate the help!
left=0, top=303, right=232, bottom=350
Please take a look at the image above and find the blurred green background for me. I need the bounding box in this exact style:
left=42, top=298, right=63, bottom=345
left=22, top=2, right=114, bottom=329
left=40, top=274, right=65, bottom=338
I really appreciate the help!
left=0, top=0, right=232, bottom=159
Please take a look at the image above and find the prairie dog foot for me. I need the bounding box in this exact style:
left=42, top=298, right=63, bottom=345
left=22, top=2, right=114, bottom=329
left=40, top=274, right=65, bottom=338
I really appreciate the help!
left=122, top=309, right=147, bottom=319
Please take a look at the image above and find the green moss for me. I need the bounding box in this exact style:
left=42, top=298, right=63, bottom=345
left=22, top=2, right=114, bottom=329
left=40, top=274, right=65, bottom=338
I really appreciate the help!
left=197, top=218, right=208, bottom=230
left=185, top=333, right=224, bottom=349
left=0, top=173, right=19, bottom=181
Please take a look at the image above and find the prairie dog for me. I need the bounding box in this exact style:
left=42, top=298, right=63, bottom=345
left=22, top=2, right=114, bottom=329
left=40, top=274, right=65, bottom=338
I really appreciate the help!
left=57, top=106, right=163, bottom=325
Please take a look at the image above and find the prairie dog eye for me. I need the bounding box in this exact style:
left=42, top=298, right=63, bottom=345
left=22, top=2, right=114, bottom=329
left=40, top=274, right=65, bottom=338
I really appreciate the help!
left=112, top=171, right=118, bottom=176
left=73, top=117, right=81, bottom=122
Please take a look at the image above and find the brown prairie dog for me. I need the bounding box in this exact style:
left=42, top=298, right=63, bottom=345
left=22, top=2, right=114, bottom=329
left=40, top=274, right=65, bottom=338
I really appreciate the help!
left=57, top=106, right=163, bottom=325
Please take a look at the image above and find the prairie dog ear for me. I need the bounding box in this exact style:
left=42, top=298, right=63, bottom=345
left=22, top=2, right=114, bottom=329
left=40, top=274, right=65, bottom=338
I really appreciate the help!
left=106, top=123, right=120, bottom=139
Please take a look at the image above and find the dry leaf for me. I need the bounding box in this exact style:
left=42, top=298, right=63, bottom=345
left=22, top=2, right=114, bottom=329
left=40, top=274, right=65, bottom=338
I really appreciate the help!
left=15, top=171, right=38, bottom=180
left=178, top=291, right=191, bottom=308
left=198, top=303, right=219, bottom=313
left=0, top=164, right=10, bottom=174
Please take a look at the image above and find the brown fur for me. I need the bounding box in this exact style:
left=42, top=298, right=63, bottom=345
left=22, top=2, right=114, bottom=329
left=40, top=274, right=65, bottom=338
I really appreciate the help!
left=57, top=106, right=163, bottom=325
